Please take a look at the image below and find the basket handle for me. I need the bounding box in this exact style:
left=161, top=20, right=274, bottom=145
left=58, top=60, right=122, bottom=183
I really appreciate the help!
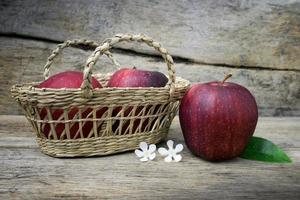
left=81, top=33, right=176, bottom=98
left=43, top=39, right=120, bottom=80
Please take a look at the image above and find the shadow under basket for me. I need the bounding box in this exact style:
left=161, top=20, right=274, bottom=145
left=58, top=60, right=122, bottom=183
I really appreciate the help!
left=11, top=34, right=190, bottom=157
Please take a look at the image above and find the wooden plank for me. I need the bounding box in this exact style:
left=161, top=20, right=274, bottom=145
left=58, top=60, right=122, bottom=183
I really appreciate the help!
left=0, top=115, right=299, bottom=199
left=1, top=0, right=300, bottom=71
left=1, top=37, right=299, bottom=116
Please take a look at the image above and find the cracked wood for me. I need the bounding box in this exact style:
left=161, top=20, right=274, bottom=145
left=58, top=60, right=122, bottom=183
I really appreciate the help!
left=0, top=0, right=300, bottom=70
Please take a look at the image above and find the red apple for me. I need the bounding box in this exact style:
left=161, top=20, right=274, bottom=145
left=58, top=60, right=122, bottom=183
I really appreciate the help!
left=107, top=67, right=168, bottom=134
left=38, top=71, right=102, bottom=89
left=179, top=74, right=258, bottom=161
left=107, top=67, right=168, bottom=88
left=37, top=71, right=106, bottom=139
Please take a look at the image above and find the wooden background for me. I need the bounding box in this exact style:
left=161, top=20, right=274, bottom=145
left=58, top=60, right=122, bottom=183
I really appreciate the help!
left=0, top=0, right=299, bottom=116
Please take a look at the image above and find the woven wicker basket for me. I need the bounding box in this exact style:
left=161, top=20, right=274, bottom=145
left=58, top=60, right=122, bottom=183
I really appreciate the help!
left=11, top=33, right=190, bottom=157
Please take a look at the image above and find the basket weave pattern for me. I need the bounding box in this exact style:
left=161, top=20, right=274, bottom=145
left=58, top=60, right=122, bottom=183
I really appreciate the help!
left=11, top=34, right=190, bottom=157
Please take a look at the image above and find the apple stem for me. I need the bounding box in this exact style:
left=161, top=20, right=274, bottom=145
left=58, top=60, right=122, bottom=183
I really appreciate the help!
left=222, top=73, right=232, bottom=84
left=133, top=66, right=137, bottom=70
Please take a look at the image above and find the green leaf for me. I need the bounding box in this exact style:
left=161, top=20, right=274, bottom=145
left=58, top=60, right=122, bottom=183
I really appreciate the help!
left=240, top=136, right=292, bottom=163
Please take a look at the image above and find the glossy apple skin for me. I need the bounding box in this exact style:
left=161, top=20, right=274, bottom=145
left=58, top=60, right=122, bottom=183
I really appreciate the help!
left=37, top=71, right=105, bottom=139
left=107, top=68, right=168, bottom=134
left=107, top=68, right=168, bottom=88
left=38, top=71, right=101, bottom=89
left=179, top=82, right=258, bottom=161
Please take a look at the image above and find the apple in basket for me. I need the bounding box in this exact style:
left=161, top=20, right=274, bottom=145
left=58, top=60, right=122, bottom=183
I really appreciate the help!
left=179, top=74, right=258, bottom=161
left=107, top=67, right=168, bottom=134
left=37, top=71, right=106, bottom=139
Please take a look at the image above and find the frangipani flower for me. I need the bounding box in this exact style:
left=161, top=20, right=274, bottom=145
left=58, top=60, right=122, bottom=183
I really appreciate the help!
left=158, top=140, right=183, bottom=162
left=135, top=142, right=156, bottom=162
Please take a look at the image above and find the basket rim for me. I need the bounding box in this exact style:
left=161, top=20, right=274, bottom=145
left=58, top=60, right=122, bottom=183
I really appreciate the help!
left=11, top=76, right=190, bottom=93
left=11, top=74, right=190, bottom=107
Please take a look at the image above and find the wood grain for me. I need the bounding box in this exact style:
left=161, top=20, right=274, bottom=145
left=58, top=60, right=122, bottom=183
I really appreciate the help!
left=1, top=38, right=299, bottom=116
left=0, top=0, right=300, bottom=71
left=0, top=115, right=299, bottom=199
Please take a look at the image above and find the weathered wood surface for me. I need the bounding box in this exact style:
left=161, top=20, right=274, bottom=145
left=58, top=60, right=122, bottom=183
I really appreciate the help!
left=1, top=38, right=299, bottom=116
left=1, top=0, right=300, bottom=71
left=0, top=115, right=299, bottom=200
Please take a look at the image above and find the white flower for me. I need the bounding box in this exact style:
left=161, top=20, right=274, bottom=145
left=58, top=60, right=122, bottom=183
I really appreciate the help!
left=158, top=140, right=183, bottom=162
left=135, top=142, right=156, bottom=162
